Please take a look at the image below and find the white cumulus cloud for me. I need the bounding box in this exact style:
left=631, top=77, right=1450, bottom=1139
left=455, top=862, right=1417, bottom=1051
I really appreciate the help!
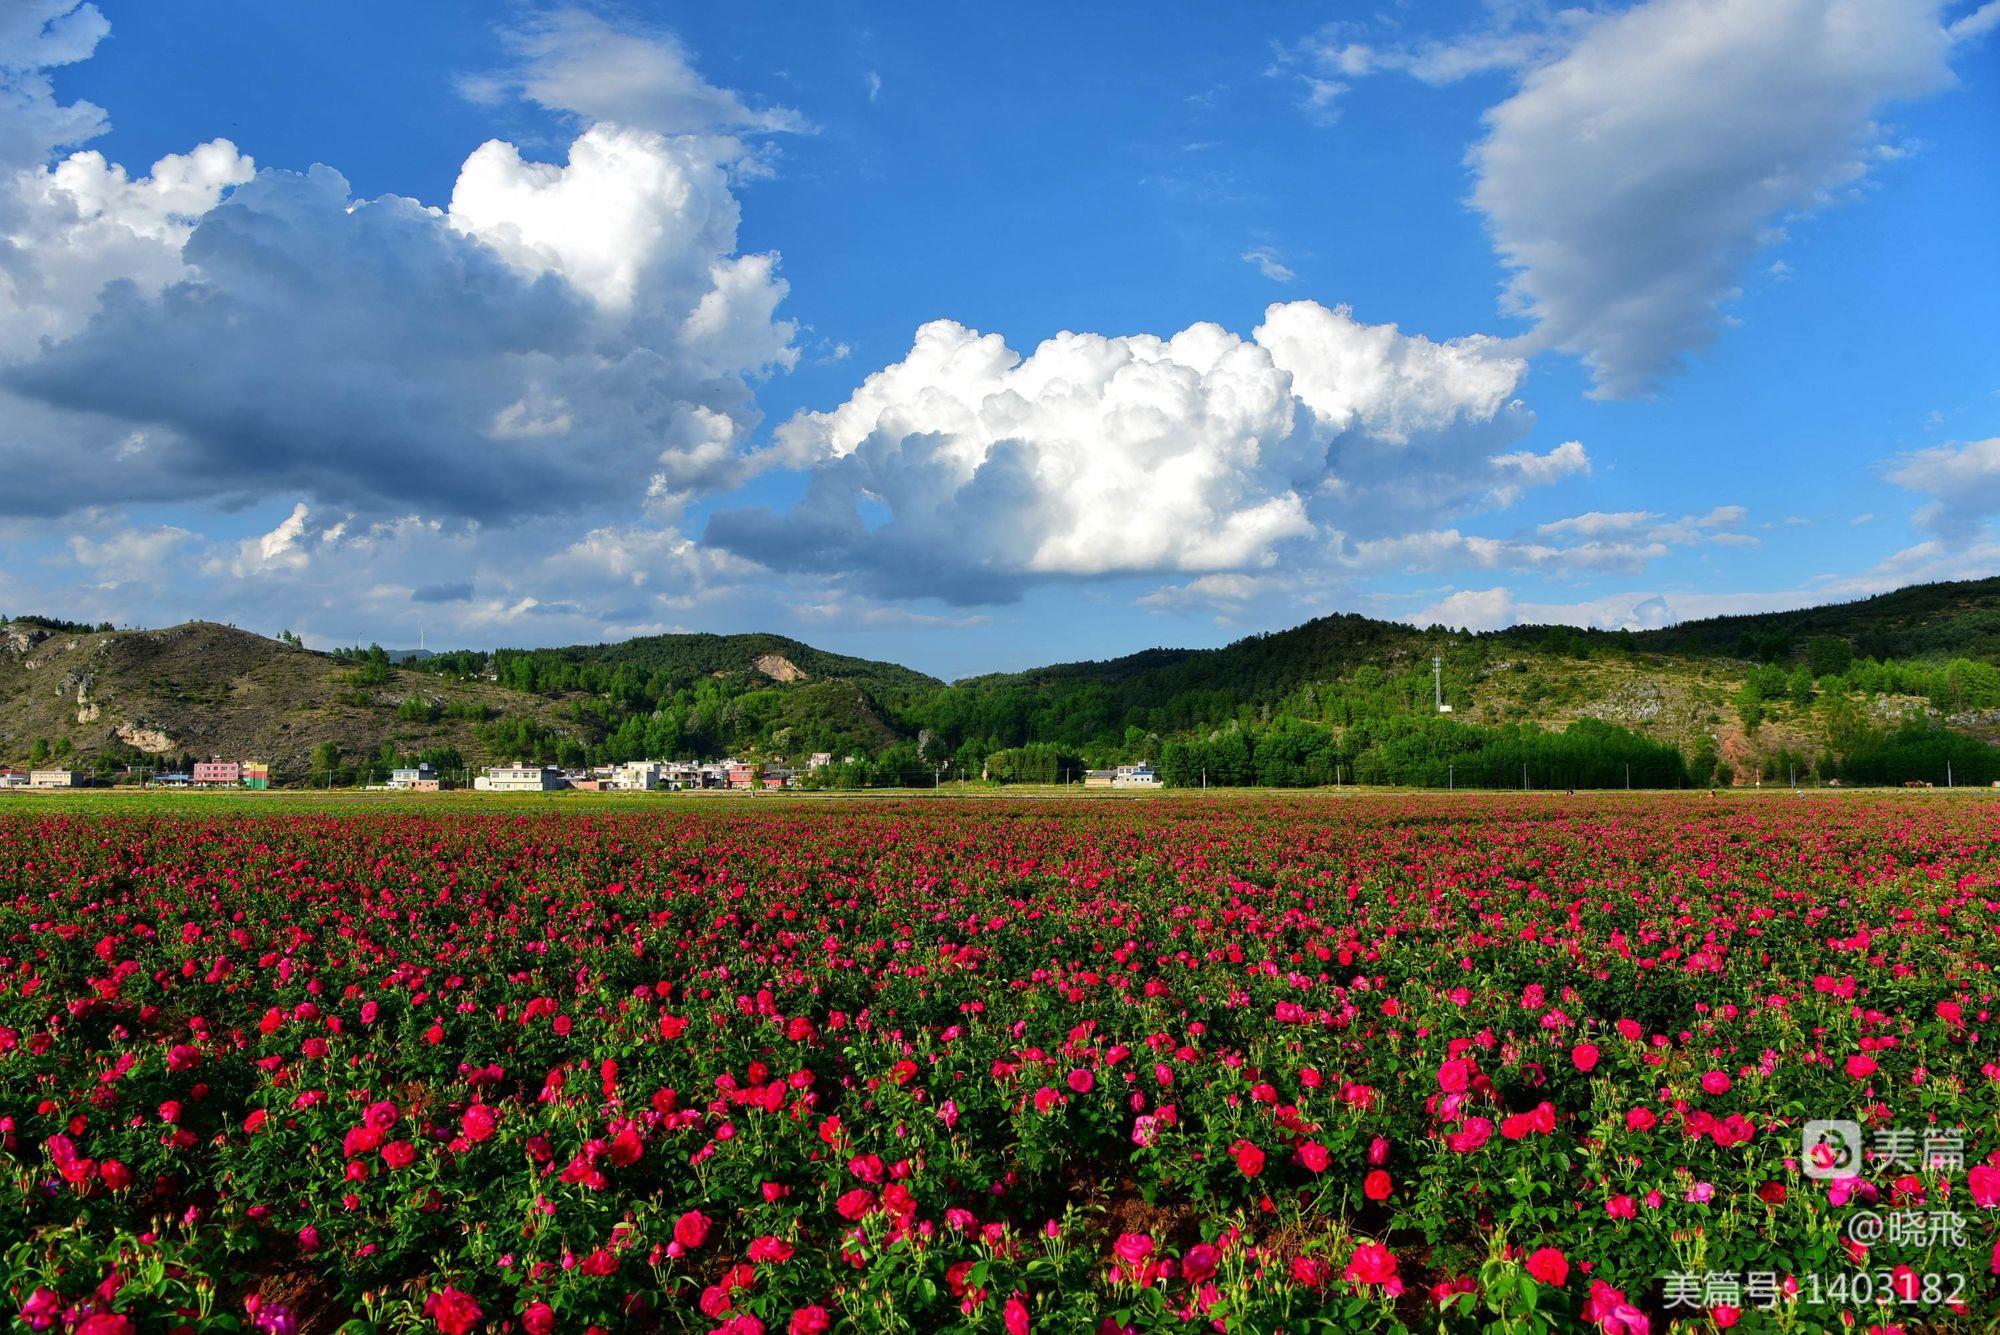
left=0, top=17, right=797, bottom=524
left=459, top=6, right=808, bottom=137
left=712, top=301, right=1582, bottom=602
left=1474, top=0, right=1963, bottom=396
left=1889, top=436, right=2000, bottom=540
left=1297, top=0, right=1987, bottom=397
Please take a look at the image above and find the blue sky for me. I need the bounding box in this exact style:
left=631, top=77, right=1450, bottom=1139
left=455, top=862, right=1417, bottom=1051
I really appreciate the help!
left=1, top=0, right=1995, bottom=678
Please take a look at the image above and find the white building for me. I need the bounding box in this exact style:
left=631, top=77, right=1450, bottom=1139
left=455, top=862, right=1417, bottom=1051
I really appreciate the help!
left=609, top=761, right=662, bottom=791
left=1113, top=765, right=1159, bottom=787
left=388, top=763, right=436, bottom=790
left=476, top=764, right=566, bottom=792
left=29, top=769, right=80, bottom=789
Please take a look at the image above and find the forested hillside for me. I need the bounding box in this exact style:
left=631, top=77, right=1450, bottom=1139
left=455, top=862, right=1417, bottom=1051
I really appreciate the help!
left=6, top=577, right=1999, bottom=787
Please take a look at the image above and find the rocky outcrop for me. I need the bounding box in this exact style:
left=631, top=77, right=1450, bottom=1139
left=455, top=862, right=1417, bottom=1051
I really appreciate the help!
left=755, top=654, right=806, bottom=683
left=117, top=721, right=175, bottom=753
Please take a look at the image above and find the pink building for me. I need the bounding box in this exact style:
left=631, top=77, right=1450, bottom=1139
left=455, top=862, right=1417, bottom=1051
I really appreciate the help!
left=193, top=759, right=241, bottom=786
left=725, top=761, right=757, bottom=790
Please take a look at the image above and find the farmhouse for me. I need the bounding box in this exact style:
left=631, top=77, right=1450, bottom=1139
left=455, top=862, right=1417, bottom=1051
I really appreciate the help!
left=193, top=759, right=241, bottom=787
left=608, top=761, right=662, bottom=791
left=30, top=769, right=80, bottom=788
left=477, top=764, right=567, bottom=792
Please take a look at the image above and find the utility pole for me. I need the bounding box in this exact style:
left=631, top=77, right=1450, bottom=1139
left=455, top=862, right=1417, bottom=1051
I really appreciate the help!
left=1448, top=762, right=1454, bottom=791
left=1625, top=763, right=1630, bottom=791
left=1947, top=760, right=1953, bottom=788
left=1522, top=762, right=1528, bottom=791
left=1433, top=657, right=1452, bottom=713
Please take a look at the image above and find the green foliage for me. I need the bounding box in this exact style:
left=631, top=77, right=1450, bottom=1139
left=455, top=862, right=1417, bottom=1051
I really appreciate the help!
left=1827, top=721, right=2000, bottom=786
left=394, top=694, right=442, bottom=724
left=982, top=743, right=1080, bottom=784
left=1160, top=716, right=1685, bottom=789
left=1626, top=577, right=2000, bottom=663
left=1804, top=636, right=1853, bottom=678
left=334, top=643, right=392, bottom=686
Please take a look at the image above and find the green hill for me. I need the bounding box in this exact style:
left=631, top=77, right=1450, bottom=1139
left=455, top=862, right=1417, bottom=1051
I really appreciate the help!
left=5, top=577, right=1998, bottom=787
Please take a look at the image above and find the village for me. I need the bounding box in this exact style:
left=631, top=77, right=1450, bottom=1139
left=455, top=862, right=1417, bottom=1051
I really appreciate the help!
left=0, top=756, right=1164, bottom=792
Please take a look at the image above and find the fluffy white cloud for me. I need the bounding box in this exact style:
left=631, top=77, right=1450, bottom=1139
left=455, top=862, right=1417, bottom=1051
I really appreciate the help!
left=713, top=301, right=1580, bottom=602
left=0, top=14, right=796, bottom=525
left=1888, top=436, right=2000, bottom=540
left=1407, top=585, right=1789, bottom=633
left=0, top=139, right=253, bottom=357
left=1475, top=0, right=1963, bottom=396
left=1533, top=504, right=1754, bottom=548
left=1409, top=586, right=1520, bottom=633
left=1536, top=510, right=1656, bottom=540
left=0, top=2, right=107, bottom=176
left=460, top=7, right=808, bottom=137
left=1343, top=528, right=1672, bottom=576
left=1136, top=573, right=1266, bottom=615
left=1299, top=1, right=1986, bottom=397
left=65, top=519, right=195, bottom=588
left=0, top=6, right=253, bottom=356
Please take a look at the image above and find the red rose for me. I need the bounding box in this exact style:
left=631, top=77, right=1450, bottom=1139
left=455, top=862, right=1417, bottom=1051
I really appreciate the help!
left=1230, top=1140, right=1265, bottom=1178
left=1112, top=1233, right=1155, bottom=1263
left=1298, top=1142, right=1330, bottom=1173
left=1343, top=1241, right=1399, bottom=1288
left=789, top=1308, right=831, bottom=1335
left=1364, top=1169, right=1392, bottom=1201
left=1181, top=1242, right=1219, bottom=1284
left=423, top=1287, right=482, bottom=1335
left=749, top=1236, right=795, bottom=1263
left=381, top=1140, right=416, bottom=1170
left=521, top=1302, right=555, bottom=1335
left=75, top=1318, right=135, bottom=1335
left=1968, top=1164, right=2000, bottom=1209
left=1571, top=1043, right=1599, bottom=1072
left=675, top=1210, right=712, bottom=1249
left=1845, top=1054, right=1878, bottom=1080
left=461, top=1105, right=497, bottom=1143
left=1525, top=1247, right=1569, bottom=1286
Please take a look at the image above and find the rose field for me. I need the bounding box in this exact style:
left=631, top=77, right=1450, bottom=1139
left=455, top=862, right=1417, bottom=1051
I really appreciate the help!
left=2, top=794, right=1999, bottom=1334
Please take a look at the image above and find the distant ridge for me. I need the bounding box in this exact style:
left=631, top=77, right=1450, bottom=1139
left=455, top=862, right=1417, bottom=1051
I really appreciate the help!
left=3, top=577, right=1996, bottom=781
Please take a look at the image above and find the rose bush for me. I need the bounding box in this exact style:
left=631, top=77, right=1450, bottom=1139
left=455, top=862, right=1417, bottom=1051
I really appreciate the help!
left=0, top=794, right=1997, bottom=1331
